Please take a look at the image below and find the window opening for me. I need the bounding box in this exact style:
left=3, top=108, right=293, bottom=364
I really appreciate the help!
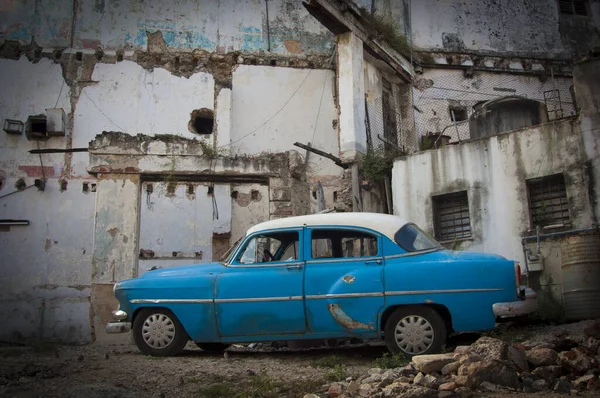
left=189, top=108, right=214, bottom=135
left=527, top=173, right=570, bottom=228
left=449, top=106, right=468, bottom=122
left=311, top=229, right=378, bottom=259
left=236, top=231, right=299, bottom=264
left=558, top=0, right=588, bottom=16
left=432, top=191, right=472, bottom=241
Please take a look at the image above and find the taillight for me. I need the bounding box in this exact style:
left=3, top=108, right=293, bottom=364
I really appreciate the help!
left=515, top=262, right=522, bottom=286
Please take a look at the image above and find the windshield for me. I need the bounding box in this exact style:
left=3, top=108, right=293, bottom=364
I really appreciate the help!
left=394, top=223, right=441, bottom=253
left=219, top=236, right=244, bottom=263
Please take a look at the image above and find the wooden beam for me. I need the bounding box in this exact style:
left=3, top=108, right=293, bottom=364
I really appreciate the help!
left=293, top=142, right=349, bottom=169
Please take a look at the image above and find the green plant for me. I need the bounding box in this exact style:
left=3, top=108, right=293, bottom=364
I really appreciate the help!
left=324, top=364, right=348, bottom=382
left=359, top=8, right=411, bottom=56
left=362, top=146, right=405, bottom=182
left=197, top=384, right=235, bottom=398
left=311, top=354, right=344, bottom=368
left=372, top=352, right=409, bottom=369
left=199, top=140, right=219, bottom=158
left=241, top=371, right=279, bottom=398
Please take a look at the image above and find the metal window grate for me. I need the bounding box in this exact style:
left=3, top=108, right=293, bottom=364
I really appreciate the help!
left=527, top=174, right=570, bottom=228
left=432, top=191, right=471, bottom=241
left=558, top=0, right=588, bottom=16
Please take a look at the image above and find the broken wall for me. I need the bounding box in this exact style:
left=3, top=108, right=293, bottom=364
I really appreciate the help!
left=392, top=117, right=598, bottom=301
left=0, top=0, right=344, bottom=345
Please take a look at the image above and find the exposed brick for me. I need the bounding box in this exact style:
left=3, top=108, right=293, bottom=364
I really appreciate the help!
left=18, top=165, right=55, bottom=177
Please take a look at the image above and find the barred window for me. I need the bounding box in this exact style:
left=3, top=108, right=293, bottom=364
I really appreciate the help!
left=527, top=174, right=570, bottom=228
left=432, top=191, right=471, bottom=241
left=558, top=0, right=588, bottom=16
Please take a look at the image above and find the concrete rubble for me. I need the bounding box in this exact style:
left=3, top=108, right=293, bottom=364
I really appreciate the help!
left=317, top=320, right=600, bottom=397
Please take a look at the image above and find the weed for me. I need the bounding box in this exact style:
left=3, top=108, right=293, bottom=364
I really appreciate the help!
left=372, top=352, right=409, bottom=369
left=197, top=384, right=235, bottom=398
left=199, top=140, right=219, bottom=158
left=324, top=364, right=348, bottom=382
left=311, top=354, right=344, bottom=369
left=362, top=146, right=405, bottom=182
left=241, top=371, right=279, bottom=398
left=358, top=8, right=411, bottom=56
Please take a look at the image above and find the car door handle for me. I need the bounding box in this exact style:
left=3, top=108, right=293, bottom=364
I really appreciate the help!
left=286, top=264, right=303, bottom=270
left=365, top=259, right=382, bottom=265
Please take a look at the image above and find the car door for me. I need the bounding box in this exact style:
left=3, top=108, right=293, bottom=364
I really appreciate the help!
left=214, top=228, right=306, bottom=337
left=303, top=227, right=385, bottom=337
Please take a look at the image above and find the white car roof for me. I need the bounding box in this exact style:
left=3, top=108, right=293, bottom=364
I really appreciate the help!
left=246, top=212, right=410, bottom=242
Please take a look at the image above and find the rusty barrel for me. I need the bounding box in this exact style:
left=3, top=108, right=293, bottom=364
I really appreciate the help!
left=560, top=232, right=600, bottom=322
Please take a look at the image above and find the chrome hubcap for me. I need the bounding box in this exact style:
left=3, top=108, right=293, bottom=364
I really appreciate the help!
left=141, top=313, right=176, bottom=349
left=394, top=315, right=434, bottom=355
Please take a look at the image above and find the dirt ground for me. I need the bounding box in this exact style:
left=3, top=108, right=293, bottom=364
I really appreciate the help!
left=0, top=322, right=598, bottom=398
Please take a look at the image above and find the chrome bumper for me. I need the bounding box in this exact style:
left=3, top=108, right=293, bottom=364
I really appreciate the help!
left=105, top=321, right=132, bottom=334
left=492, top=287, right=537, bottom=318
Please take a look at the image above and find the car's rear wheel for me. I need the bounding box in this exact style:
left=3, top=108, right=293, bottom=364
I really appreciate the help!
left=133, top=308, right=188, bottom=356
left=384, top=306, right=446, bottom=357
left=195, top=342, right=230, bottom=352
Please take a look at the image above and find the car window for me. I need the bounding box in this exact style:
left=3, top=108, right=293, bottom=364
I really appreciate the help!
left=236, top=231, right=299, bottom=264
left=394, top=223, right=441, bottom=253
left=311, top=229, right=378, bottom=259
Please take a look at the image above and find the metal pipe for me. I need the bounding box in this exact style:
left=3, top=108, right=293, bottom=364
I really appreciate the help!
left=265, top=0, right=271, bottom=52
left=536, top=225, right=541, bottom=255
left=521, top=226, right=599, bottom=243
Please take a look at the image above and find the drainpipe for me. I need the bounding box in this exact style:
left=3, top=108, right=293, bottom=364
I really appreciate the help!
left=265, top=0, right=271, bottom=52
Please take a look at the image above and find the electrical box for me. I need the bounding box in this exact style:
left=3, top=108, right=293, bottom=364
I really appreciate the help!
left=527, top=254, right=544, bottom=272
left=3, top=119, right=24, bottom=135
left=46, top=108, right=66, bottom=136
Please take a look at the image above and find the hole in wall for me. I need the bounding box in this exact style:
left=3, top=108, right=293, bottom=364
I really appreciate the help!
left=207, top=186, right=214, bottom=196
left=82, top=182, right=89, bottom=193
left=187, top=184, right=194, bottom=195
left=91, top=183, right=96, bottom=192
left=172, top=251, right=178, bottom=257
left=25, top=115, right=47, bottom=140
left=312, top=190, right=317, bottom=199
left=449, top=106, right=468, bottom=122
left=146, top=183, right=153, bottom=194
left=15, top=178, right=26, bottom=191
left=116, top=50, right=124, bottom=62
left=250, top=58, right=257, bottom=65
left=167, top=182, right=176, bottom=195
left=59, top=179, right=68, bottom=192
left=231, top=190, right=238, bottom=199
left=95, top=48, right=104, bottom=61
left=53, top=49, right=63, bottom=60
left=188, top=108, right=214, bottom=135
left=0, top=171, right=5, bottom=191
left=251, top=190, right=260, bottom=200
left=270, top=59, right=276, bottom=66
left=333, top=191, right=338, bottom=202
left=76, top=52, right=83, bottom=61
left=289, top=60, right=294, bottom=66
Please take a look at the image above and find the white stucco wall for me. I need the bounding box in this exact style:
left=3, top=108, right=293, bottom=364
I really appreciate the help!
left=230, top=65, right=340, bottom=177
left=392, top=119, right=596, bottom=293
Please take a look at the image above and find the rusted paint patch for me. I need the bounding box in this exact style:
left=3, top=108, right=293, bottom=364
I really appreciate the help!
left=107, top=227, right=119, bottom=237
left=284, top=40, right=302, bottom=54
left=342, top=275, right=355, bottom=284
left=327, top=304, right=373, bottom=330
left=45, top=238, right=51, bottom=252
left=18, top=165, right=55, bottom=177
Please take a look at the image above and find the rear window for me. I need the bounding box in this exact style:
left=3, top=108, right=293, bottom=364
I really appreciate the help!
left=394, top=223, right=441, bottom=253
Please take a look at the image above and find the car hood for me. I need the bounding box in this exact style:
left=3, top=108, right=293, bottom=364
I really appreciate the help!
left=138, top=262, right=226, bottom=279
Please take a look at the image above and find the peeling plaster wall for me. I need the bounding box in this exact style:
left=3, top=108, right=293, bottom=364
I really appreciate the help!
left=0, top=0, right=334, bottom=55
left=0, top=57, right=94, bottom=344
left=392, top=118, right=597, bottom=299
left=409, top=0, right=600, bottom=57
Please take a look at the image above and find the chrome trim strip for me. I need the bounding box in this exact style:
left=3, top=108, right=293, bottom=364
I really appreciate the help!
left=228, top=262, right=304, bottom=269
left=386, top=288, right=503, bottom=296
left=306, top=292, right=384, bottom=299
left=215, top=296, right=303, bottom=303
left=384, top=247, right=443, bottom=260
left=130, top=299, right=212, bottom=304
left=305, top=257, right=383, bottom=265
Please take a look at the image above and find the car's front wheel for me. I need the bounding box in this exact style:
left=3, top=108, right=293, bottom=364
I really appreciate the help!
left=133, top=308, right=188, bottom=356
left=384, top=306, right=447, bottom=357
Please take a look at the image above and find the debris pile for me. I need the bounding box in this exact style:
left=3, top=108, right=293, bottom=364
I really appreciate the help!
left=319, top=320, right=600, bottom=397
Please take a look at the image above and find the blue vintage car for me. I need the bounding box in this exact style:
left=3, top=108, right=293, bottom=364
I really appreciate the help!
left=107, top=213, right=537, bottom=357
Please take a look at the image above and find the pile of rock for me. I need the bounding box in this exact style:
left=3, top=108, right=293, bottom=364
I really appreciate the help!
left=321, top=321, right=600, bottom=398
